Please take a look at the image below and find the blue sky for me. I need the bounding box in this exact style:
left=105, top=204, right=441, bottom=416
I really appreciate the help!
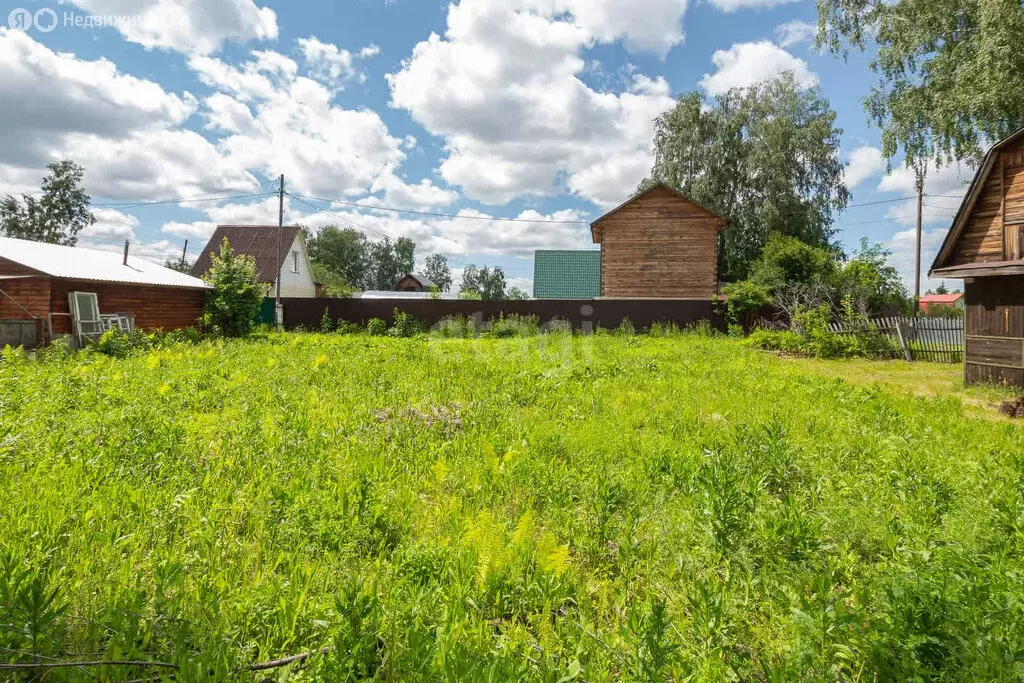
left=1, top=0, right=974, bottom=292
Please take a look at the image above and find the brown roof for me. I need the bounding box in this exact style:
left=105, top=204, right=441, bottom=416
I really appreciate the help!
left=192, top=225, right=300, bottom=282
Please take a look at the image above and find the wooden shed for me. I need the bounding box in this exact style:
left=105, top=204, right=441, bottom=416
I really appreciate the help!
left=591, top=184, right=726, bottom=299
left=930, top=127, right=1024, bottom=387
left=0, top=236, right=208, bottom=346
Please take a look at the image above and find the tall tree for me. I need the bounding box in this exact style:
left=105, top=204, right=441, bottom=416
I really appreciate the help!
left=424, top=254, right=452, bottom=292
left=0, top=161, right=95, bottom=246
left=305, top=226, right=369, bottom=289
left=643, top=74, right=848, bottom=281
left=817, top=0, right=1024, bottom=169
left=460, top=265, right=507, bottom=300
left=366, top=236, right=417, bottom=290
left=165, top=258, right=194, bottom=274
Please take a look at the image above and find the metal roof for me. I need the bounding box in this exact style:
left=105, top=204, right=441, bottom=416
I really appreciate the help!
left=533, top=250, right=601, bottom=299
left=0, top=236, right=209, bottom=289
left=358, top=290, right=460, bottom=299
left=192, top=225, right=301, bottom=282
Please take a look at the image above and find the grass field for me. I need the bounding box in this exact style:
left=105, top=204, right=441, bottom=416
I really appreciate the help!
left=2, top=333, right=1024, bottom=681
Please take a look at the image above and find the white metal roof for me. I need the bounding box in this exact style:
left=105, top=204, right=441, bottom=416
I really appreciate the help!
left=358, top=290, right=460, bottom=300
left=0, top=236, right=210, bottom=289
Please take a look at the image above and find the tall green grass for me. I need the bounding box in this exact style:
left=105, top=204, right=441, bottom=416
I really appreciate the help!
left=0, top=335, right=1022, bottom=680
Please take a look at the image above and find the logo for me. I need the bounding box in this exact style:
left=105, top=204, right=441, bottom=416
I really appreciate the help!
left=7, top=7, right=58, bottom=31
left=34, top=8, right=57, bottom=32
left=7, top=7, right=32, bottom=30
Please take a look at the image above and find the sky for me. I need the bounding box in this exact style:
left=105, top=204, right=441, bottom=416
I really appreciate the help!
left=0, top=0, right=977, bottom=294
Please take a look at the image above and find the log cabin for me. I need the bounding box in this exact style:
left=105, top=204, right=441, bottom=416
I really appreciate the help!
left=590, top=184, right=727, bottom=299
left=930, top=127, right=1024, bottom=387
left=0, top=236, right=208, bottom=347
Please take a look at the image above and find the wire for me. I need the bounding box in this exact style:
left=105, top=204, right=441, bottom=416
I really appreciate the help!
left=288, top=192, right=591, bottom=225
left=92, top=191, right=275, bottom=209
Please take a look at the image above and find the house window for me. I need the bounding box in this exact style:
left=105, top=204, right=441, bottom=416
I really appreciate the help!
left=291, top=250, right=299, bottom=273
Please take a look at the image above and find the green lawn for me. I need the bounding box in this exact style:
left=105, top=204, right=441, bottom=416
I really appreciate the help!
left=1, top=334, right=1023, bottom=681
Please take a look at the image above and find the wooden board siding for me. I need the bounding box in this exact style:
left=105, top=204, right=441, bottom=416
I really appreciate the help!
left=0, top=277, right=51, bottom=320
left=964, top=276, right=1024, bottom=387
left=595, top=186, right=722, bottom=299
left=950, top=137, right=1024, bottom=265
left=48, top=280, right=205, bottom=334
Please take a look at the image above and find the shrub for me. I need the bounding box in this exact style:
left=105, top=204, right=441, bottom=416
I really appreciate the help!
left=489, top=314, right=539, bottom=338
left=366, top=318, right=387, bottom=336
left=543, top=318, right=572, bottom=334
left=616, top=318, right=636, bottom=335
left=720, top=280, right=772, bottom=325
left=201, top=238, right=264, bottom=338
left=388, top=309, right=421, bottom=338
left=320, top=307, right=335, bottom=333
left=336, top=320, right=363, bottom=335
left=92, top=328, right=153, bottom=358
left=436, top=316, right=477, bottom=339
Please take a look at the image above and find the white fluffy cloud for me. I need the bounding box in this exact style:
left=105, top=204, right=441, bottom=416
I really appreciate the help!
left=298, top=36, right=378, bottom=87
left=699, top=41, right=818, bottom=95
left=883, top=226, right=950, bottom=291
left=68, top=0, right=278, bottom=55
left=877, top=159, right=973, bottom=227
left=708, top=0, right=799, bottom=11
left=80, top=208, right=140, bottom=242
left=845, top=145, right=885, bottom=188
left=387, top=0, right=677, bottom=208
left=0, top=28, right=196, bottom=168
left=775, top=19, right=816, bottom=48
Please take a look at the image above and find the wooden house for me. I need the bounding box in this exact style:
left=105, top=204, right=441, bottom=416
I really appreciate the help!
left=193, top=225, right=318, bottom=298
left=395, top=273, right=437, bottom=292
left=930, top=127, right=1024, bottom=387
left=0, top=236, right=208, bottom=347
left=590, top=184, right=726, bottom=299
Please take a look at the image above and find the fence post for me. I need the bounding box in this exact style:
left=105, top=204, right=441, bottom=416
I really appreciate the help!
left=894, top=319, right=913, bottom=361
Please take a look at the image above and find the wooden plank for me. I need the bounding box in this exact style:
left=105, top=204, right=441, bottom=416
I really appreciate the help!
left=966, top=336, right=1024, bottom=368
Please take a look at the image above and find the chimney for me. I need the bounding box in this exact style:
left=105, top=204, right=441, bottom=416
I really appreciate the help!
left=123, top=240, right=130, bottom=265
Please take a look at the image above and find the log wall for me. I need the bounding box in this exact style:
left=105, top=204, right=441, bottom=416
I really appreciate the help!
left=964, top=275, right=1024, bottom=387
left=49, top=280, right=205, bottom=334
left=594, top=186, right=722, bottom=299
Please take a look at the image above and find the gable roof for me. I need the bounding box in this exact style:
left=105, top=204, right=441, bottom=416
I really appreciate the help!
left=0, top=236, right=209, bottom=289
left=533, top=250, right=601, bottom=299
left=397, top=273, right=437, bottom=290
left=192, top=225, right=301, bottom=282
left=590, top=183, right=727, bottom=243
left=920, top=293, right=963, bottom=305
left=930, top=126, right=1024, bottom=274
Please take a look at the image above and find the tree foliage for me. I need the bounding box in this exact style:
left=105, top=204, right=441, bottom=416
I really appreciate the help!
left=817, top=0, right=1024, bottom=169
left=424, top=254, right=453, bottom=292
left=304, top=226, right=417, bottom=292
left=202, top=239, right=264, bottom=338
left=643, top=74, right=848, bottom=280
left=460, top=265, right=507, bottom=300
left=164, top=259, right=195, bottom=274
left=0, top=161, right=95, bottom=246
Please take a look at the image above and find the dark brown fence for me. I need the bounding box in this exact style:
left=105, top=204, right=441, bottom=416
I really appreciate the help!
left=281, top=298, right=725, bottom=333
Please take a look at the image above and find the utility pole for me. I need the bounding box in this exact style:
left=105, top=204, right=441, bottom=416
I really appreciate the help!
left=914, top=170, right=924, bottom=317
left=179, top=239, right=188, bottom=270
left=276, top=174, right=285, bottom=330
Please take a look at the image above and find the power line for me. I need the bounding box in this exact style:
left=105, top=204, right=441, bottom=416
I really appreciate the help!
left=288, top=192, right=591, bottom=225
left=92, top=191, right=275, bottom=209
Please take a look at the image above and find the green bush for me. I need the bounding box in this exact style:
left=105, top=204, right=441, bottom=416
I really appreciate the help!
left=320, top=307, right=335, bottom=332
left=388, top=309, right=422, bottom=338
left=335, top=320, right=363, bottom=335
left=616, top=317, right=636, bottom=335
left=489, top=314, right=539, bottom=338
left=201, top=238, right=264, bottom=338
left=366, top=318, right=387, bottom=336
left=436, top=316, right=477, bottom=339
left=720, top=280, right=772, bottom=325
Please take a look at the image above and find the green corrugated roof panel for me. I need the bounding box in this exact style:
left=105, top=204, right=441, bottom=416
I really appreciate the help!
left=533, top=250, right=601, bottom=299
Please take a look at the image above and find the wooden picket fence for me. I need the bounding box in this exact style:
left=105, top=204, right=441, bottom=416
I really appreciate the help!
left=827, top=316, right=964, bottom=363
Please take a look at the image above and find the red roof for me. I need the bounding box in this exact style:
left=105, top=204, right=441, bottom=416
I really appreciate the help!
left=920, top=293, right=963, bottom=305
left=192, top=225, right=300, bottom=283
